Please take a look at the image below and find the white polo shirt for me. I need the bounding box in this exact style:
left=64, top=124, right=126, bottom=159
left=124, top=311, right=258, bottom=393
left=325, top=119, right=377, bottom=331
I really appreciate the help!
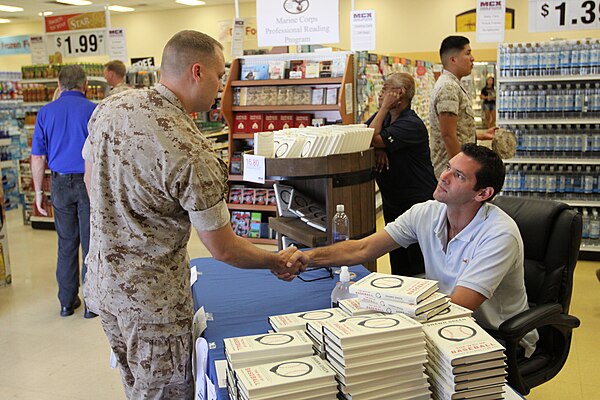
left=385, top=200, right=538, bottom=356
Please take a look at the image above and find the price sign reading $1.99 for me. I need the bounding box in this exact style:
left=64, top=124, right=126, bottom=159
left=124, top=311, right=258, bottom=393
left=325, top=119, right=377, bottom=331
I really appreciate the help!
left=52, top=31, right=106, bottom=57
left=243, top=154, right=266, bottom=184
left=529, top=0, right=600, bottom=32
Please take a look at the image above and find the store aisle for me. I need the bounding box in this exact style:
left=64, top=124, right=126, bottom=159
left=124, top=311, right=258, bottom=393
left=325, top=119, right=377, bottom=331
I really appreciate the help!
left=0, top=208, right=598, bottom=399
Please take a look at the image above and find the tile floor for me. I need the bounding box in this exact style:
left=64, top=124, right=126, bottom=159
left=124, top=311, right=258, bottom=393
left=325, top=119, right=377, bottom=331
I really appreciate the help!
left=0, top=208, right=598, bottom=399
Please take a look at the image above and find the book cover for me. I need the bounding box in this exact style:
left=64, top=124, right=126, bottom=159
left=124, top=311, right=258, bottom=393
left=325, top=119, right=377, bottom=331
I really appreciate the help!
left=427, top=350, right=506, bottom=384
left=268, top=307, right=347, bottom=332
left=294, top=203, right=325, bottom=218
left=322, top=313, right=423, bottom=348
left=224, top=331, right=313, bottom=362
left=425, top=301, right=473, bottom=324
left=248, top=212, right=262, bottom=238
left=288, top=188, right=317, bottom=217
left=338, top=375, right=429, bottom=398
left=242, top=188, right=255, bottom=205
left=268, top=60, right=286, bottom=80
left=338, top=298, right=378, bottom=316
left=253, top=189, right=267, bottom=205
left=336, top=363, right=425, bottom=387
left=228, top=186, right=243, bottom=204
left=289, top=59, right=306, bottom=79
left=422, top=316, right=506, bottom=366
left=305, top=61, right=320, bottom=78
left=324, top=333, right=425, bottom=359
left=349, top=272, right=439, bottom=305
left=331, top=58, right=346, bottom=78
left=235, top=355, right=336, bottom=398
left=273, top=183, right=296, bottom=218
left=240, top=64, right=269, bottom=80
left=319, top=60, right=332, bottom=78
left=360, top=294, right=450, bottom=321
left=267, top=189, right=277, bottom=206
left=426, top=365, right=505, bottom=399
left=327, top=351, right=427, bottom=377
left=306, top=214, right=327, bottom=232
left=311, top=87, right=325, bottom=105
left=231, top=211, right=250, bottom=237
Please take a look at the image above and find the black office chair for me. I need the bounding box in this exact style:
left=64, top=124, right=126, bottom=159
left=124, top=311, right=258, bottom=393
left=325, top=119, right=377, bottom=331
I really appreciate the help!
left=490, top=195, right=582, bottom=395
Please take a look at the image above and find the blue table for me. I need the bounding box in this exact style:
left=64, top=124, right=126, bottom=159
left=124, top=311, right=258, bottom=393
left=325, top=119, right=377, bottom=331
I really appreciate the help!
left=190, top=258, right=371, bottom=400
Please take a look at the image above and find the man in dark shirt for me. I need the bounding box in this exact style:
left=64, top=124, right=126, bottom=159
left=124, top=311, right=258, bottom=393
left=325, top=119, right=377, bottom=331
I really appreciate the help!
left=367, top=72, right=437, bottom=276
left=31, top=64, right=97, bottom=318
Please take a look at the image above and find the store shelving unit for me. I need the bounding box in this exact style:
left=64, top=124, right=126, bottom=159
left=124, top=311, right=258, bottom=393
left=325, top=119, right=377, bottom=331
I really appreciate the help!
left=220, top=52, right=355, bottom=245
left=497, top=40, right=600, bottom=253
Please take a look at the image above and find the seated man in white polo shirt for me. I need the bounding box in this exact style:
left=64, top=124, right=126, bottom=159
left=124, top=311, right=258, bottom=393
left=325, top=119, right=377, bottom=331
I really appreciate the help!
left=286, top=143, right=538, bottom=356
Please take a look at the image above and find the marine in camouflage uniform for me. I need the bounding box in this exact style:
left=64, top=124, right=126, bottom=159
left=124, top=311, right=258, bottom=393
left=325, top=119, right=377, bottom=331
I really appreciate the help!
left=429, top=69, right=476, bottom=178
left=83, top=31, right=303, bottom=399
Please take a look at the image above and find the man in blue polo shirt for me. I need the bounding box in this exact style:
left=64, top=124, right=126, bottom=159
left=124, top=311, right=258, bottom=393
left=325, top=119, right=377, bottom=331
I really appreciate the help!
left=31, top=64, right=97, bottom=318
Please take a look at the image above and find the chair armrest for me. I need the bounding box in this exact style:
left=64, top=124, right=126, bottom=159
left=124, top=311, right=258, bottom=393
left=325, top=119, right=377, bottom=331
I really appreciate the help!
left=498, top=303, right=580, bottom=341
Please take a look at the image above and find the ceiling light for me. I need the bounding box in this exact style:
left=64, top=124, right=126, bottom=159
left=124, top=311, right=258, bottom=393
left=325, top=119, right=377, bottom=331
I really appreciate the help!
left=39, top=11, right=54, bottom=16
left=108, top=5, right=135, bottom=12
left=0, top=5, right=24, bottom=12
left=176, top=0, right=206, bottom=6
left=56, top=0, right=93, bottom=6
left=0, top=18, right=10, bottom=23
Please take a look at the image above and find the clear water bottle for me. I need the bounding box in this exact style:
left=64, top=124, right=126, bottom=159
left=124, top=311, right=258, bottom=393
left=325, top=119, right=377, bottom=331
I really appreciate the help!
left=331, top=266, right=357, bottom=307
left=332, top=204, right=349, bottom=243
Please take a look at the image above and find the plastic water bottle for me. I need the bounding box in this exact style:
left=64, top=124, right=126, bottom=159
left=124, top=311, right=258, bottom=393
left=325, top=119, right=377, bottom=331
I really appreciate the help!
left=332, top=204, right=349, bottom=243
left=331, top=266, right=356, bottom=307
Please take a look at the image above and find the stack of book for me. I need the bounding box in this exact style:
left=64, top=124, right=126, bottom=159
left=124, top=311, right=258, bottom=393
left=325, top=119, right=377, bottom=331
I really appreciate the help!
left=422, top=317, right=507, bottom=400
left=322, top=313, right=431, bottom=400
left=338, top=298, right=378, bottom=316
left=349, top=273, right=450, bottom=322
left=269, top=307, right=348, bottom=354
left=223, top=331, right=315, bottom=399
left=235, top=355, right=339, bottom=400
left=273, top=183, right=327, bottom=232
left=424, top=302, right=473, bottom=324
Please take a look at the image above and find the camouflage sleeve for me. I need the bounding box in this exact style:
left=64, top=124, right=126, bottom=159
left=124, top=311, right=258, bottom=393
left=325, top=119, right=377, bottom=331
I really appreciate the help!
left=172, top=156, right=230, bottom=231
left=434, top=83, right=460, bottom=116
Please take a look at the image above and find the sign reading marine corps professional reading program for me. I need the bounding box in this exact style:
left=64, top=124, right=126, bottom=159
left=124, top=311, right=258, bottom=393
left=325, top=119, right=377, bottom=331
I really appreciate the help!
left=256, top=0, right=340, bottom=47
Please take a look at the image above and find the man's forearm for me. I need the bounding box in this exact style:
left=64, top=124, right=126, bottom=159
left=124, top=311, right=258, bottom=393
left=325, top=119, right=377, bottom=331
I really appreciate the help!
left=31, top=155, right=47, bottom=192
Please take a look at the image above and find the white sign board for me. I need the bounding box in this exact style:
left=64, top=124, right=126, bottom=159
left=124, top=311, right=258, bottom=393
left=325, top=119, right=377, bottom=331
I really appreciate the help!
left=242, top=154, right=265, bottom=184
left=108, top=28, right=127, bottom=63
left=529, top=0, right=600, bottom=32
left=350, top=9, right=376, bottom=51
left=231, top=19, right=245, bottom=58
left=476, top=0, right=506, bottom=42
left=256, top=0, right=339, bottom=47
left=29, top=35, right=47, bottom=64
left=47, top=30, right=106, bottom=58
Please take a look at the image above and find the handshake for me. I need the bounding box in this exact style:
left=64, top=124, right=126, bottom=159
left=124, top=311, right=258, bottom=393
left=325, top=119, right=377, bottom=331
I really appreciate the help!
left=271, top=246, right=311, bottom=281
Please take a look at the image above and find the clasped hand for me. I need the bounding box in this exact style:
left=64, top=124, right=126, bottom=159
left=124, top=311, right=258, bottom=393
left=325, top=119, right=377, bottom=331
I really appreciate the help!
left=271, top=246, right=309, bottom=281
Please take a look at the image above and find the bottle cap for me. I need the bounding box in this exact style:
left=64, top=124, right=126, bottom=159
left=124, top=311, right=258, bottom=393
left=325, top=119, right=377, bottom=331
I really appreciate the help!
left=340, top=266, right=350, bottom=282
left=336, top=204, right=344, bottom=212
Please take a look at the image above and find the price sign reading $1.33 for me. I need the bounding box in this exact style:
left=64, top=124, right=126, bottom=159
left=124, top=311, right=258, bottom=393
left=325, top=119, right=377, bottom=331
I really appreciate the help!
left=52, top=30, right=106, bottom=57
left=529, top=0, right=600, bottom=32
left=242, top=154, right=265, bottom=184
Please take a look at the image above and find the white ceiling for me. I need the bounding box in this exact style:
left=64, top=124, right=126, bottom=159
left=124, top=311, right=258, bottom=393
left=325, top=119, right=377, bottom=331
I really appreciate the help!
left=0, top=0, right=252, bottom=23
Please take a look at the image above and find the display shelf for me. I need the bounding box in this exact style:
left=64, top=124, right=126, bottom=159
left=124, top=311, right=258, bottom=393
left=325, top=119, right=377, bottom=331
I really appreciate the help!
left=504, top=158, right=600, bottom=165
left=0, top=160, right=14, bottom=168
left=24, top=124, right=35, bottom=130
left=269, top=217, right=327, bottom=248
left=227, top=203, right=276, bottom=212
left=232, top=133, right=255, bottom=140
left=0, top=138, right=11, bottom=146
left=21, top=77, right=107, bottom=84
left=230, top=77, right=342, bottom=87
left=498, top=39, right=600, bottom=256
left=212, top=144, right=228, bottom=151
left=204, top=131, right=228, bottom=139
left=22, top=102, right=48, bottom=107
left=245, top=237, right=277, bottom=245
left=498, top=75, right=600, bottom=83
left=231, top=104, right=340, bottom=112
left=497, top=118, right=597, bottom=125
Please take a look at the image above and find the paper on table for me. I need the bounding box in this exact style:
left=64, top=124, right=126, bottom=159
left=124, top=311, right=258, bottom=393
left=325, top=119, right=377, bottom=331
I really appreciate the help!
left=194, top=337, right=217, bottom=400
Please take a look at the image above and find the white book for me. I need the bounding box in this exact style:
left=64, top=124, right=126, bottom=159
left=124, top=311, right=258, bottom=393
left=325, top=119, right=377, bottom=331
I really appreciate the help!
left=427, top=348, right=506, bottom=382
left=337, top=369, right=426, bottom=392
left=224, top=331, right=313, bottom=362
left=359, top=292, right=449, bottom=319
left=288, top=188, right=318, bottom=217
left=248, top=385, right=338, bottom=400
left=326, top=343, right=426, bottom=369
left=425, top=302, right=473, bottom=324
left=306, top=215, right=327, bottom=232
left=235, top=355, right=336, bottom=398
left=427, top=365, right=504, bottom=400
left=339, top=381, right=431, bottom=400
left=269, top=307, right=348, bottom=332
left=338, top=298, right=376, bottom=316
left=423, top=317, right=506, bottom=367
left=427, top=359, right=506, bottom=391
left=273, top=183, right=295, bottom=218
left=323, top=332, right=425, bottom=359
left=339, top=374, right=429, bottom=397
left=326, top=339, right=426, bottom=367
left=328, top=351, right=427, bottom=377
left=349, top=272, right=439, bottom=305
left=322, top=313, right=423, bottom=349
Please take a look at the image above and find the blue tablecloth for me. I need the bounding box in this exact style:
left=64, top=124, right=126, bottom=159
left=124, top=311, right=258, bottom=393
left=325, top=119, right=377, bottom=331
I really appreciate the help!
left=190, top=258, right=371, bottom=400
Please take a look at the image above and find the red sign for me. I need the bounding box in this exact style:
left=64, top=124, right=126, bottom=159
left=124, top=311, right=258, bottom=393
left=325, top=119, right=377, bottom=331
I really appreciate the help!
left=45, top=11, right=107, bottom=33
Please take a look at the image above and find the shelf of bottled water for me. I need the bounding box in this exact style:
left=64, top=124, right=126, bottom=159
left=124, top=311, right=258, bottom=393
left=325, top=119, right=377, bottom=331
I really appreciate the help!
left=573, top=206, right=600, bottom=250
left=506, top=124, right=600, bottom=159
left=498, top=40, right=600, bottom=78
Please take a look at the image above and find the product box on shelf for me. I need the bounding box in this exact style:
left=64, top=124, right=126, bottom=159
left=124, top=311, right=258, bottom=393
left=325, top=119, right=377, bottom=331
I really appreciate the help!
left=319, top=60, right=333, bottom=78
left=289, top=60, right=306, bottom=79
left=268, top=61, right=286, bottom=80
left=264, top=114, right=281, bottom=131
left=230, top=152, right=243, bottom=175
left=279, top=114, right=294, bottom=129
left=305, top=62, right=320, bottom=79
left=248, top=212, right=262, bottom=238
left=228, top=186, right=243, bottom=204
left=242, top=188, right=255, bottom=205
left=254, top=189, right=268, bottom=205
left=233, top=114, right=250, bottom=133
left=231, top=211, right=251, bottom=237
left=247, top=113, right=264, bottom=133
left=267, top=189, right=277, bottom=206
left=294, top=114, right=313, bottom=128
left=241, top=64, right=268, bottom=80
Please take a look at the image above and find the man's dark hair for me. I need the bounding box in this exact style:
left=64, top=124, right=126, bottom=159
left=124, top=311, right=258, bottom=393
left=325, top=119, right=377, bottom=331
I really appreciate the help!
left=461, top=143, right=505, bottom=201
left=58, top=64, right=87, bottom=91
left=439, top=35, right=470, bottom=65
left=161, top=30, right=224, bottom=77
left=104, top=60, right=127, bottom=78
